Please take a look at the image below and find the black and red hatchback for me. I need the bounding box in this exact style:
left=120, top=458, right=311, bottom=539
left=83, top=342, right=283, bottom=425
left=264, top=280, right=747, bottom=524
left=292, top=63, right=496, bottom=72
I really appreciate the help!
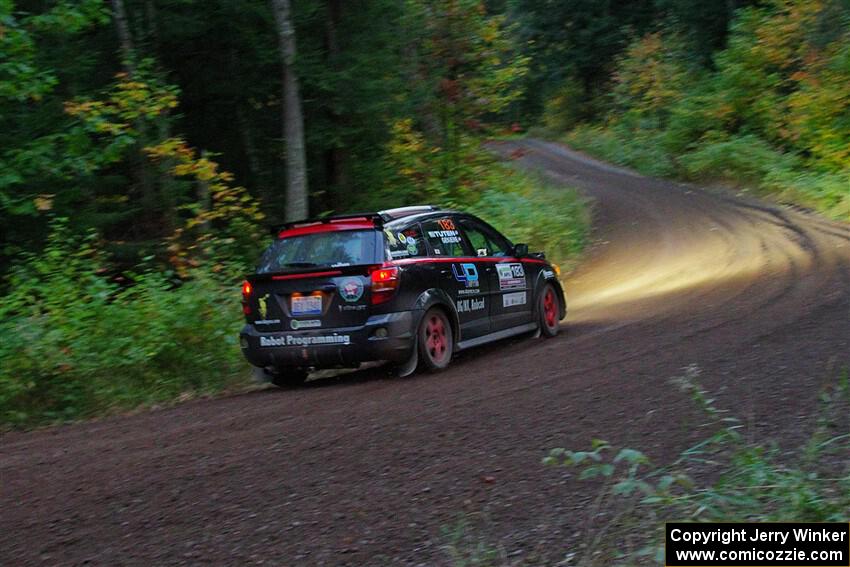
left=239, top=206, right=566, bottom=386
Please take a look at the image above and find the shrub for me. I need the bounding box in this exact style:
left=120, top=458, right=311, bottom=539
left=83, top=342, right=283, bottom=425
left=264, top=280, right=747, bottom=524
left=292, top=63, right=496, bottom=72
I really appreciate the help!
left=678, top=134, right=800, bottom=186
left=565, top=125, right=677, bottom=178
left=542, top=78, right=586, bottom=132
left=763, top=169, right=850, bottom=221
left=0, top=219, right=247, bottom=427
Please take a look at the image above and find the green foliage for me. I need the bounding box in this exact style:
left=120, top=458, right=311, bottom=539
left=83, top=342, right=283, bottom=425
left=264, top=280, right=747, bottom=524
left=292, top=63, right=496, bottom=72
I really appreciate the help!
left=467, top=168, right=589, bottom=268
left=763, top=169, right=850, bottom=218
left=557, top=0, right=850, bottom=222
left=65, top=64, right=179, bottom=165
left=544, top=365, right=850, bottom=565
left=678, top=134, right=800, bottom=185
left=0, top=0, right=113, bottom=253
left=382, top=0, right=528, bottom=190
left=541, top=78, right=586, bottom=132
left=566, top=125, right=678, bottom=178
left=409, top=0, right=530, bottom=144
left=611, top=32, right=690, bottom=127
left=0, top=219, right=248, bottom=428
left=510, top=0, right=659, bottom=119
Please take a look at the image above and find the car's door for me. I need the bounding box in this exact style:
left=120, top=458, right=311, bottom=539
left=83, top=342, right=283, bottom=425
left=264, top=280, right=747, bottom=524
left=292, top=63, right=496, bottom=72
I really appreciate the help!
left=421, top=215, right=491, bottom=340
left=458, top=217, right=531, bottom=332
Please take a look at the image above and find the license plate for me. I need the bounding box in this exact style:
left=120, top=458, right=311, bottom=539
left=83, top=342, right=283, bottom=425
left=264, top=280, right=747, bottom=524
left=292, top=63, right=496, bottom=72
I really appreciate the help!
left=291, top=295, right=322, bottom=316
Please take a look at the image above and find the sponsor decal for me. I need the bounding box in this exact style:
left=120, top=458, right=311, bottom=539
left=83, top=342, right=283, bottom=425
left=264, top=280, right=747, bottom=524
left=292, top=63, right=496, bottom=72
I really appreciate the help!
left=456, top=297, right=485, bottom=313
left=255, top=319, right=281, bottom=325
left=338, top=304, right=367, bottom=312
left=496, top=263, right=526, bottom=290
left=407, top=242, right=418, bottom=255
left=390, top=249, right=410, bottom=258
left=503, top=291, right=527, bottom=308
left=542, top=269, right=555, bottom=279
left=397, top=232, right=407, bottom=243
left=384, top=229, right=398, bottom=246
left=258, top=293, right=270, bottom=319
left=458, top=288, right=480, bottom=296
left=260, top=334, right=351, bottom=347
left=427, top=229, right=462, bottom=244
left=452, top=263, right=479, bottom=288
left=339, top=277, right=364, bottom=302
left=291, top=319, right=321, bottom=330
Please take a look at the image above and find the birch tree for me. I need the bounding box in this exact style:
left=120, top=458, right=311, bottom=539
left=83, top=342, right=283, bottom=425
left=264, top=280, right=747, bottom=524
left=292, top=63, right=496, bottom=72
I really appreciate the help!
left=271, top=0, right=309, bottom=221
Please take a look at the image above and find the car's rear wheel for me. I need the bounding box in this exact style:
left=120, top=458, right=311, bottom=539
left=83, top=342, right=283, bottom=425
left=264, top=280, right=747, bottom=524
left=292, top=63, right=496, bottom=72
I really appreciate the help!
left=270, top=367, right=308, bottom=388
left=418, top=307, right=453, bottom=372
left=538, top=283, right=561, bottom=337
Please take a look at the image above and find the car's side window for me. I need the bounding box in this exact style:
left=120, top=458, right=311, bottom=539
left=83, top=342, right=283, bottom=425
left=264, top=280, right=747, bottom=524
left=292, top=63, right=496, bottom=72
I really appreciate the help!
left=421, top=217, right=466, bottom=257
left=385, top=225, right=426, bottom=260
left=459, top=219, right=512, bottom=257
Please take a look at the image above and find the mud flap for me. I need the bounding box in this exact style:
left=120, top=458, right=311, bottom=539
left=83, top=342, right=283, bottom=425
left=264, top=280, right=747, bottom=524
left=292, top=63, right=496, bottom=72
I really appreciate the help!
left=394, top=345, right=418, bottom=378
left=252, top=366, right=272, bottom=383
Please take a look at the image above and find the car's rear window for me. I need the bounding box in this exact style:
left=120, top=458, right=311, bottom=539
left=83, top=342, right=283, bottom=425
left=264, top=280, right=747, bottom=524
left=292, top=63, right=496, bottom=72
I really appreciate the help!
left=257, top=230, right=381, bottom=273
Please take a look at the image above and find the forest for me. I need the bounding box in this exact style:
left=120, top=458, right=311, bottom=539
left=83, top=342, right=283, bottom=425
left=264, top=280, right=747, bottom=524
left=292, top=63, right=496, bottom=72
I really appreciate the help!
left=1, top=0, right=847, bottom=426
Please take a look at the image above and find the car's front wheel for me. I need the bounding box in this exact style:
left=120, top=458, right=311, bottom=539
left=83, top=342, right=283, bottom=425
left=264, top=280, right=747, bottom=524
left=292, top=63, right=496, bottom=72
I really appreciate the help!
left=418, top=307, right=453, bottom=372
left=538, top=283, right=561, bottom=337
left=270, top=367, right=309, bottom=388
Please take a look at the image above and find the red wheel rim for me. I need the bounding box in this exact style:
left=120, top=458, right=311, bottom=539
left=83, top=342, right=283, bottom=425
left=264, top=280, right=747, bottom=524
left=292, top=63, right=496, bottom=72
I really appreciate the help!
left=543, top=288, right=558, bottom=328
left=425, top=314, right=449, bottom=363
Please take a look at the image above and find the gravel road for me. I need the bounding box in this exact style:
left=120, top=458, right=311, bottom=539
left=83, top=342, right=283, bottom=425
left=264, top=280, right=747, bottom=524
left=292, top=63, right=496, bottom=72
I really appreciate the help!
left=2, top=139, right=848, bottom=566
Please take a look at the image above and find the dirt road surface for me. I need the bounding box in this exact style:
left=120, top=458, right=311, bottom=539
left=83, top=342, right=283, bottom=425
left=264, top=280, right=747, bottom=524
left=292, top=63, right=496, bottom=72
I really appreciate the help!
left=2, top=139, right=848, bottom=566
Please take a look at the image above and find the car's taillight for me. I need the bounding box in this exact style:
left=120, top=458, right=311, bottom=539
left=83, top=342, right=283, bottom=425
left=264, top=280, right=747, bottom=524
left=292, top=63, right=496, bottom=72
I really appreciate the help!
left=370, top=266, right=399, bottom=305
left=241, top=280, right=252, bottom=314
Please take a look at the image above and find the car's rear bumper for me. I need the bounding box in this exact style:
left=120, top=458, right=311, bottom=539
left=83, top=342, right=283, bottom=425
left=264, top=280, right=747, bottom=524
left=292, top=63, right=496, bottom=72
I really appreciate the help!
left=239, top=310, right=418, bottom=369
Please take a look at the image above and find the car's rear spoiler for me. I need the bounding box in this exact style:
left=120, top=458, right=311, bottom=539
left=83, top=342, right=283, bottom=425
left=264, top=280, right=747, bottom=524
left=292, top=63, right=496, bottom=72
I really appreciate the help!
left=269, top=213, right=384, bottom=236
left=268, top=206, right=447, bottom=236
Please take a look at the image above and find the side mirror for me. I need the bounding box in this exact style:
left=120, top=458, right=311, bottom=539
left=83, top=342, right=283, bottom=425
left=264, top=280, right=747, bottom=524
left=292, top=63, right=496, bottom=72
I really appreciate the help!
left=513, top=243, right=529, bottom=257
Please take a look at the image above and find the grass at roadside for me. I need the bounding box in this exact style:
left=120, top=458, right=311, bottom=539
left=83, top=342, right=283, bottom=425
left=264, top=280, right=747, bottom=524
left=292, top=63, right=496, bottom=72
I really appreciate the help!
left=564, top=125, right=850, bottom=221
left=467, top=164, right=590, bottom=270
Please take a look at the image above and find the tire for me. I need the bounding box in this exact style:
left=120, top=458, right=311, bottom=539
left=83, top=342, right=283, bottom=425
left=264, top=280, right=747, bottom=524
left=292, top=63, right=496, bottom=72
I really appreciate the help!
left=538, top=283, right=561, bottom=338
left=417, top=307, right=453, bottom=372
left=270, top=368, right=308, bottom=388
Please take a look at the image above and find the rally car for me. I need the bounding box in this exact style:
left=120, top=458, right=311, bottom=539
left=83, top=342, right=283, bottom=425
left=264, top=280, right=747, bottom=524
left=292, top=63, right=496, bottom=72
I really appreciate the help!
left=239, top=205, right=566, bottom=386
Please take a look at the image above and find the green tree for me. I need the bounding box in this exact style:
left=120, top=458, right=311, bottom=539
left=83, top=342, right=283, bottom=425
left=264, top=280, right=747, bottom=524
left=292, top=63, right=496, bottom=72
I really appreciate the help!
left=382, top=0, right=529, bottom=204
left=0, top=0, right=111, bottom=262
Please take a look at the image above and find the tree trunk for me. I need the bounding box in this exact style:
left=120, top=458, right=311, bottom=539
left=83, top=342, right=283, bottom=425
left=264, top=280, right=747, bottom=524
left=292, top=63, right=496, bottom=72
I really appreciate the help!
left=271, top=0, right=309, bottom=221
left=145, top=0, right=160, bottom=51
left=229, top=49, right=263, bottom=189
left=112, top=0, right=163, bottom=234
left=324, top=0, right=348, bottom=208
left=111, top=0, right=135, bottom=70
